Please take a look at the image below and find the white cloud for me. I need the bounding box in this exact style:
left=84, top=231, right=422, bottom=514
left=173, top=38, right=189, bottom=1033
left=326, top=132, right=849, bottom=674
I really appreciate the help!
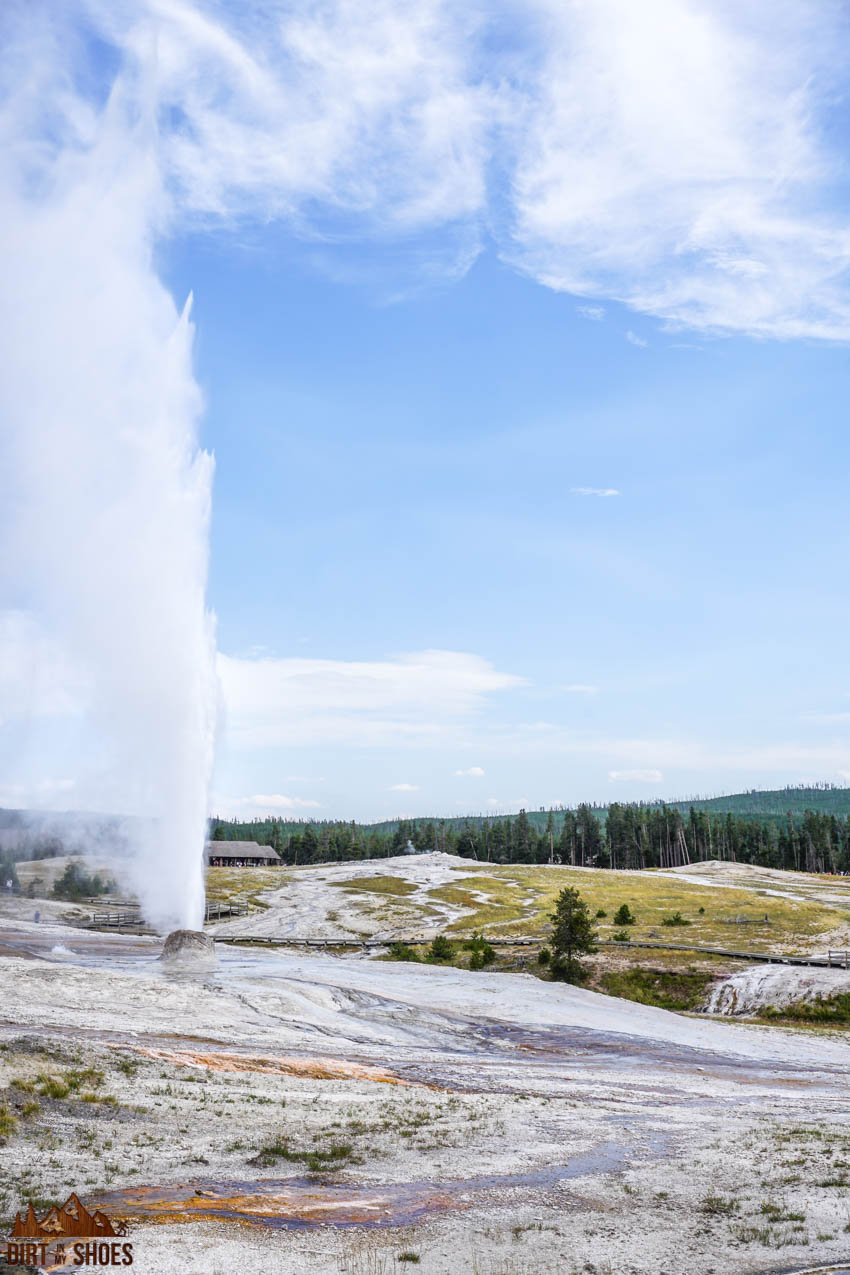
left=86, top=0, right=491, bottom=239
left=570, top=488, right=620, bottom=497
left=454, top=766, right=485, bottom=776
left=609, top=769, right=664, bottom=783
left=486, top=796, right=530, bottom=811
left=389, top=783, right=419, bottom=791
left=217, top=649, right=525, bottom=749
left=510, top=0, right=850, bottom=340
left=15, top=1, right=849, bottom=344
left=213, top=793, right=322, bottom=816
left=626, top=330, right=648, bottom=347
left=577, top=304, right=605, bottom=321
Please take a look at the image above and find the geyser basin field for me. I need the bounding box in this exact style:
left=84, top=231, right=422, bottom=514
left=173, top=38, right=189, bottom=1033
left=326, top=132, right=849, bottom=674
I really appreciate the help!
left=2, top=857, right=850, bottom=1273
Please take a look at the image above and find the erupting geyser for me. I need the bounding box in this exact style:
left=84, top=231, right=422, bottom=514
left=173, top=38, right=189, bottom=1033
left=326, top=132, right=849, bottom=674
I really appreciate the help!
left=0, top=13, right=219, bottom=936
left=160, top=929, right=217, bottom=968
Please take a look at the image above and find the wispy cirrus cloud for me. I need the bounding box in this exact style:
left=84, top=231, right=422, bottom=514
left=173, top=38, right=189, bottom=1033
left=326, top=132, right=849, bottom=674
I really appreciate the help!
left=626, top=331, right=648, bottom=347
left=509, top=0, right=850, bottom=340
left=389, top=782, right=419, bottom=791
left=570, top=488, right=620, bottom=498
left=20, top=0, right=850, bottom=343
left=577, top=304, right=605, bottom=321
left=454, top=766, right=485, bottom=776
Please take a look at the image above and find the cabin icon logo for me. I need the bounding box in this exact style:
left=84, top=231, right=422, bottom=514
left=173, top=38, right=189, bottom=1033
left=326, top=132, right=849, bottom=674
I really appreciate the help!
left=5, top=1192, right=132, bottom=1267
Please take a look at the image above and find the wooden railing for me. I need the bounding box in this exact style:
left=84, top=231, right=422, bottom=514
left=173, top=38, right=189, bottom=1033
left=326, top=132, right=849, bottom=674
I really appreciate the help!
left=88, top=910, right=143, bottom=928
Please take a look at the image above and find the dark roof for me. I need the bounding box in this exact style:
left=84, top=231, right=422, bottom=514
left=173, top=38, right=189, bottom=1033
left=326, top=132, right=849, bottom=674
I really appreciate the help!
left=205, top=841, right=279, bottom=862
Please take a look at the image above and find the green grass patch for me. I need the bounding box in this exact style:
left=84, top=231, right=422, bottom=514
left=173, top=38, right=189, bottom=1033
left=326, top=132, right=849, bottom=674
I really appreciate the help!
left=760, top=993, right=850, bottom=1027
left=35, top=1074, right=70, bottom=1100
left=251, top=1139, right=358, bottom=1173
left=475, top=864, right=839, bottom=950
left=443, top=875, right=530, bottom=932
left=0, top=1104, right=18, bottom=1141
left=204, top=866, right=277, bottom=910
left=596, top=967, right=715, bottom=1011
left=338, top=875, right=419, bottom=897
left=427, top=884, right=481, bottom=907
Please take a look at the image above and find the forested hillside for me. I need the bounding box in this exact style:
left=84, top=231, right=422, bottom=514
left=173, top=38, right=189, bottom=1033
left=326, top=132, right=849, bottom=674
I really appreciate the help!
left=210, top=785, right=850, bottom=875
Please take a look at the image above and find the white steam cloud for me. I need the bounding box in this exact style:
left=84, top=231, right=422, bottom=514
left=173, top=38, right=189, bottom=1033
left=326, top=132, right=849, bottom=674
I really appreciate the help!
left=0, top=6, right=217, bottom=932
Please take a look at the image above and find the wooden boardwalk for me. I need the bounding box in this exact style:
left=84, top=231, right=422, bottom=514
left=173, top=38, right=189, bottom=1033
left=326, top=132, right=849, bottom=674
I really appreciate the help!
left=83, top=899, right=252, bottom=932
left=214, top=933, right=850, bottom=969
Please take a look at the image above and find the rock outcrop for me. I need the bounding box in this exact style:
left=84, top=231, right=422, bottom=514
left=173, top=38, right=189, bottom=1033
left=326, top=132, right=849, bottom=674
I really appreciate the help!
left=160, top=929, right=216, bottom=968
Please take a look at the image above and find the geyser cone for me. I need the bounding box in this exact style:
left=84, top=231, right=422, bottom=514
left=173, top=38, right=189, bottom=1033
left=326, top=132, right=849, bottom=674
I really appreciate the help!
left=160, top=929, right=216, bottom=968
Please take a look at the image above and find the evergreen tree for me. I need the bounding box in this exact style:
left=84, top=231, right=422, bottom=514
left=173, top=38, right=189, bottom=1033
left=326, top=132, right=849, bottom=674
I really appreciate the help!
left=559, top=811, right=577, bottom=865
left=576, top=804, right=604, bottom=867
left=544, top=810, right=555, bottom=863
left=549, top=886, right=598, bottom=983
left=516, top=808, right=531, bottom=860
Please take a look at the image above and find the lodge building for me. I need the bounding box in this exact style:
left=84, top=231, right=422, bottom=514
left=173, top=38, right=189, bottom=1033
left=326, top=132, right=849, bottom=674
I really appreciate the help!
left=205, top=840, right=280, bottom=868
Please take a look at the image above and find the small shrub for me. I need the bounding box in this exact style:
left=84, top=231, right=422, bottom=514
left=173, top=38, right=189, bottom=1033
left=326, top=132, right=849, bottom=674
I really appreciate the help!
left=537, top=947, right=550, bottom=965
left=0, top=1104, right=18, bottom=1141
left=613, top=904, right=636, bottom=926
left=251, top=1138, right=357, bottom=1173
left=698, top=906, right=705, bottom=914
left=22, top=1101, right=40, bottom=1118
left=760, top=1202, right=805, bottom=1222
left=731, top=1224, right=773, bottom=1245
left=427, top=935, right=455, bottom=963
left=701, top=1195, right=738, bottom=1216
left=67, top=1067, right=104, bottom=1092
left=397, top=1255, right=420, bottom=1265
left=36, top=1075, right=70, bottom=1100
left=463, top=932, right=495, bottom=965
left=612, top=930, right=629, bottom=942
left=661, top=912, right=691, bottom=927
left=595, top=909, right=607, bottom=919
left=387, top=941, right=420, bottom=962
left=52, top=861, right=112, bottom=901
left=549, top=954, right=589, bottom=985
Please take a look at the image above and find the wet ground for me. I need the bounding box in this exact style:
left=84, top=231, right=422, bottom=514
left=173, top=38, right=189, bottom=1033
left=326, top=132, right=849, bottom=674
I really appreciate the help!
left=3, top=922, right=850, bottom=1273
left=93, top=1135, right=668, bottom=1230
left=4, top=925, right=846, bottom=1094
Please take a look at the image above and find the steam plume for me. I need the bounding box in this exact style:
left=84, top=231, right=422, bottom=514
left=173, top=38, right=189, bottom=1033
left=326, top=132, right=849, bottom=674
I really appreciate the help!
left=0, top=9, right=216, bottom=931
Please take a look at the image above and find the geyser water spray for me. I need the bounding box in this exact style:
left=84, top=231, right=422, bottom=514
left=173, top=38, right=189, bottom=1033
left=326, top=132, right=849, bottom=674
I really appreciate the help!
left=0, top=11, right=217, bottom=932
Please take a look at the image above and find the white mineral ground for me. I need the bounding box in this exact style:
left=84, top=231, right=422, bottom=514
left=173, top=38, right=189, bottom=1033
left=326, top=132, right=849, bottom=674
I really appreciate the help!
left=2, top=860, right=850, bottom=1274
left=207, top=852, right=484, bottom=940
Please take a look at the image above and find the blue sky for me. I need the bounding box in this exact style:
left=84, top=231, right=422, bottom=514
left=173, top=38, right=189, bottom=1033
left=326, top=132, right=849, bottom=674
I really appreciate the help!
left=166, top=239, right=850, bottom=819
left=3, top=0, right=850, bottom=826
